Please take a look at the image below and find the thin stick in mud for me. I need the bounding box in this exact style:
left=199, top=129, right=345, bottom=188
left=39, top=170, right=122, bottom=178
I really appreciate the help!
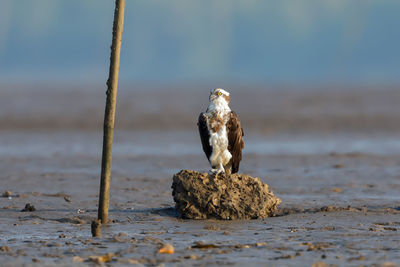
left=91, top=220, right=102, bottom=237
left=98, top=0, right=126, bottom=224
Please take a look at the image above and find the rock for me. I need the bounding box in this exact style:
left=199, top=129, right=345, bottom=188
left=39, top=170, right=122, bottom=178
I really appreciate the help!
left=21, top=203, right=36, bottom=212
left=171, top=170, right=281, bottom=220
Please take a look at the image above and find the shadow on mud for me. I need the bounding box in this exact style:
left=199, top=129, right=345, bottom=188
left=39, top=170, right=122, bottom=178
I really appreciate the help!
left=274, top=205, right=400, bottom=217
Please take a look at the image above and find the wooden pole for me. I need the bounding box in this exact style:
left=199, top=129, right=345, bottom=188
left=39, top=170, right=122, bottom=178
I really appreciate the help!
left=98, top=0, right=125, bottom=224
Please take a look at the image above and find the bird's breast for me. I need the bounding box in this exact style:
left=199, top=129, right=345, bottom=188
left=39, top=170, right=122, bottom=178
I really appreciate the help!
left=208, top=114, right=224, bottom=133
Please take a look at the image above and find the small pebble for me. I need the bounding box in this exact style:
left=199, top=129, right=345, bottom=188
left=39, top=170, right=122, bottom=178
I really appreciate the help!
left=2, top=191, right=11, bottom=198
left=158, top=243, right=174, bottom=254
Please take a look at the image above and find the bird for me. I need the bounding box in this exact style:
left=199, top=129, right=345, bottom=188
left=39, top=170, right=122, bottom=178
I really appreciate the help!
left=197, top=88, right=244, bottom=175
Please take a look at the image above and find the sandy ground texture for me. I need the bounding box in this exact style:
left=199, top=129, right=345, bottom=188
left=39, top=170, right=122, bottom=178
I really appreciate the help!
left=1, top=86, right=400, bottom=266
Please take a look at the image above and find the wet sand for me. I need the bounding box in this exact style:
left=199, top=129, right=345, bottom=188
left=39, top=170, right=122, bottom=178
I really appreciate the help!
left=1, top=86, right=400, bottom=266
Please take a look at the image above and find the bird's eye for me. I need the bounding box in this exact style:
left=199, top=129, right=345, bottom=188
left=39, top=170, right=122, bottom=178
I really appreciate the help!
left=217, top=92, right=222, bottom=96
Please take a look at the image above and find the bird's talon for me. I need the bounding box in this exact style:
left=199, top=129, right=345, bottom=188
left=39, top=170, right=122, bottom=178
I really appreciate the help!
left=209, top=169, right=224, bottom=178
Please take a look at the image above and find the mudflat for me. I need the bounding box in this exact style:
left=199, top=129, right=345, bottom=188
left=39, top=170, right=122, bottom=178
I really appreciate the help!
left=0, top=86, right=399, bottom=266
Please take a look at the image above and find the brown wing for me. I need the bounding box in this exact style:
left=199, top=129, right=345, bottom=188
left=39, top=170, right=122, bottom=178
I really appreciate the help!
left=197, top=113, right=212, bottom=162
left=227, top=111, right=244, bottom=173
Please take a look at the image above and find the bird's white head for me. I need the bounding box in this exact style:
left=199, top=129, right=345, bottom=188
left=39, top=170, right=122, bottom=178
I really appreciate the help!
left=207, top=88, right=231, bottom=113
left=209, top=88, right=230, bottom=104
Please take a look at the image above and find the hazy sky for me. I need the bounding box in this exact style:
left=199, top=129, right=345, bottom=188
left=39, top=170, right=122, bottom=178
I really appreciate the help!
left=0, top=0, right=399, bottom=85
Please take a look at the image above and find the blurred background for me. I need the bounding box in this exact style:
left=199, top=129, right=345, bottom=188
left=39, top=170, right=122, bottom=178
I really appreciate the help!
left=1, top=0, right=400, bottom=85
left=1, top=0, right=400, bottom=156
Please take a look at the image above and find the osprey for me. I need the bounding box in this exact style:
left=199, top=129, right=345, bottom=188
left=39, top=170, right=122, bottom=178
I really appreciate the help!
left=198, top=88, right=244, bottom=174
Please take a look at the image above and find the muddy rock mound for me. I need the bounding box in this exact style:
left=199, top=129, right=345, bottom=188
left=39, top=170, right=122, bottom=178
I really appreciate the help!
left=171, top=170, right=281, bottom=220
